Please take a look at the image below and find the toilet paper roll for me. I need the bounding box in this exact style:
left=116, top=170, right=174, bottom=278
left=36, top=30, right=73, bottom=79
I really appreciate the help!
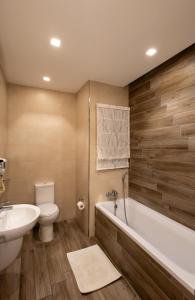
left=77, top=201, right=85, bottom=210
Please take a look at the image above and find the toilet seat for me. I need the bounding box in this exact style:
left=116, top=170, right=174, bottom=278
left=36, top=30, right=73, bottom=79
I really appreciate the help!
left=38, top=203, right=59, bottom=218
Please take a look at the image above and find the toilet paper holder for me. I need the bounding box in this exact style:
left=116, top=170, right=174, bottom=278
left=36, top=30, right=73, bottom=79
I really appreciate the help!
left=77, top=197, right=85, bottom=210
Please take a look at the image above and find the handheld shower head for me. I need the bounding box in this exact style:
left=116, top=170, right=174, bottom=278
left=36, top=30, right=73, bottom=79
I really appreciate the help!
left=122, top=170, right=129, bottom=226
left=122, top=171, right=128, bottom=183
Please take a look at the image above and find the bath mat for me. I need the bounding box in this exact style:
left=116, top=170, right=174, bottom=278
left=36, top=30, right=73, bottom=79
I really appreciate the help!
left=67, top=244, right=121, bottom=293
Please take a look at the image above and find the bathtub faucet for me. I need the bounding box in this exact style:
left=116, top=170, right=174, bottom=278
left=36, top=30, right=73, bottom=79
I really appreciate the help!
left=106, top=190, right=118, bottom=201
left=106, top=190, right=118, bottom=215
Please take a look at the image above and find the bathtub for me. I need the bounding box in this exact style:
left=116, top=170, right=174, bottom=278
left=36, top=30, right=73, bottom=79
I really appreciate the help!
left=96, top=198, right=195, bottom=296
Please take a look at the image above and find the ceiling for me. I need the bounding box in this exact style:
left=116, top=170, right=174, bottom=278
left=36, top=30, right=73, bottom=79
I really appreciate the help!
left=0, top=0, right=195, bottom=93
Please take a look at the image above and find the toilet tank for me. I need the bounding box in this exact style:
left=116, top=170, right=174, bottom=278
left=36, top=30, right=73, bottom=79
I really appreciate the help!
left=35, top=182, right=54, bottom=205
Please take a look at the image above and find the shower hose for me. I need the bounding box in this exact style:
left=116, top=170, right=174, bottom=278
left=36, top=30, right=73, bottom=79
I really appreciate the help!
left=122, top=176, right=128, bottom=226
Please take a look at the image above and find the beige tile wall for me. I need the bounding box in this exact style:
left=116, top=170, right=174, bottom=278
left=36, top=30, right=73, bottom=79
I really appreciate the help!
left=0, top=67, right=7, bottom=158
left=75, top=82, right=90, bottom=235
left=89, top=81, right=129, bottom=236
left=6, top=84, right=76, bottom=221
left=0, top=67, right=7, bottom=202
left=2, top=80, right=129, bottom=231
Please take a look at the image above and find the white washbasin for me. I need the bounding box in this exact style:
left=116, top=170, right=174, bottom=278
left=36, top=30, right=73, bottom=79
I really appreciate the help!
left=0, top=204, right=40, bottom=271
left=0, top=204, right=40, bottom=242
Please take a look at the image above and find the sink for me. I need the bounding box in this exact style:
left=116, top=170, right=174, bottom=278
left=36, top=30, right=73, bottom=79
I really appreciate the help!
left=0, top=204, right=40, bottom=242
left=0, top=204, right=40, bottom=271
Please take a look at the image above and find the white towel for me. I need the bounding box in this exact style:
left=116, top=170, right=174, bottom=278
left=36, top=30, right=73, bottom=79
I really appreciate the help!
left=97, top=104, right=130, bottom=170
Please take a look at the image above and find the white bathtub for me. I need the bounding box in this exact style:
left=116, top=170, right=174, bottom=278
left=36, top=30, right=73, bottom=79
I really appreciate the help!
left=96, top=197, right=195, bottom=295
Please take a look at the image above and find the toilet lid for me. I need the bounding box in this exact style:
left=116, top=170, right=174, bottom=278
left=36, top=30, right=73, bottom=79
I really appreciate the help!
left=38, top=203, right=58, bottom=217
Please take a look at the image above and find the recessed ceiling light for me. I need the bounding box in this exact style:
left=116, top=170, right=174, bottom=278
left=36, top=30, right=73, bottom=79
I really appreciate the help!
left=50, top=37, right=61, bottom=48
left=43, top=76, right=51, bottom=82
left=146, top=48, right=157, bottom=56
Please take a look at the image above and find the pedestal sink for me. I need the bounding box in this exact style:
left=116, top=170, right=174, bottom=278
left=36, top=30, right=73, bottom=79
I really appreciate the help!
left=0, top=204, right=40, bottom=271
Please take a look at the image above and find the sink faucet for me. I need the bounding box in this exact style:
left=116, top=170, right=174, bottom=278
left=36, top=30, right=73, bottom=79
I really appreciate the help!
left=0, top=201, right=13, bottom=213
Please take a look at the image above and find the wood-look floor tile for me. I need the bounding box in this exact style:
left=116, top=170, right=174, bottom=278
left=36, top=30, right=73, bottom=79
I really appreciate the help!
left=45, top=241, right=69, bottom=285
left=52, top=280, right=74, bottom=300
left=1, top=220, right=139, bottom=300
left=20, top=250, right=36, bottom=300
left=53, top=276, right=96, bottom=300
left=57, top=222, right=73, bottom=252
left=22, top=231, right=34, bottom=252
left=0, top=257, right=21, bottom=300
left=39, top=296, right=53, bottom=300
left=34, top=245, right=52, bottom=300
left=68, top=221, right=90, bottom=249
left=100, top=279, right=136, bottom=300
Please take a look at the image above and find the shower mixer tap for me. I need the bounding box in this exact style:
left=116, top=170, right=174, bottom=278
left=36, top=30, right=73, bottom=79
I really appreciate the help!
left=106, top=190, right=118, bottom=215
left=106, top=190, right=118, bottom=201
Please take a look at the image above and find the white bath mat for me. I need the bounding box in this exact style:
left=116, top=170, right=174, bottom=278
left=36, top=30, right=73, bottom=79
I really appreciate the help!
left=67, top=244, right=121, bottom=293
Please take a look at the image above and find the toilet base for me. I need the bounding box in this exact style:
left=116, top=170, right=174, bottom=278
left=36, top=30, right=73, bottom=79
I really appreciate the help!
left=39, top=224, right=54, bottom=242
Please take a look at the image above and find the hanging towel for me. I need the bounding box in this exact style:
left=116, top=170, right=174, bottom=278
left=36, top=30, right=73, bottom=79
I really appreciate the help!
left=97, top=104, right=130, bottom=170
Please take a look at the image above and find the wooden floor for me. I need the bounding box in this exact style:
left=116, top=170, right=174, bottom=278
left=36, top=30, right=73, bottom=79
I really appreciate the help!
left=0, top=220, right=138, bottom=300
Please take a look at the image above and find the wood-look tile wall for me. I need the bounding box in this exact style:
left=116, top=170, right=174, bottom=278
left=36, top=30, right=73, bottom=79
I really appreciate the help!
left=129, top=44, right=195, bottom=230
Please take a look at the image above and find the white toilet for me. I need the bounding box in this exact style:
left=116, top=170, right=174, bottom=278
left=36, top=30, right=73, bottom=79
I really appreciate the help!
left=35, top=182, right=59, bottom=242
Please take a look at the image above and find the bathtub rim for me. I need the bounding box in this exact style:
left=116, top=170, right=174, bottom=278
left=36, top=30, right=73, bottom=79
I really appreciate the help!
left=95, top=198, right=195, bottom=295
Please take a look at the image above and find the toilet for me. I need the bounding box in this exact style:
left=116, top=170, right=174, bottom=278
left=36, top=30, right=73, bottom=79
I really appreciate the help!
left=35, top=182, right=59, bottom=242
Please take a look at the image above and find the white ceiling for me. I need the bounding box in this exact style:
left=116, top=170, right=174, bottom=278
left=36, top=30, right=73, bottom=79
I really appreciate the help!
left=0, top=0, right=195, bottom=93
